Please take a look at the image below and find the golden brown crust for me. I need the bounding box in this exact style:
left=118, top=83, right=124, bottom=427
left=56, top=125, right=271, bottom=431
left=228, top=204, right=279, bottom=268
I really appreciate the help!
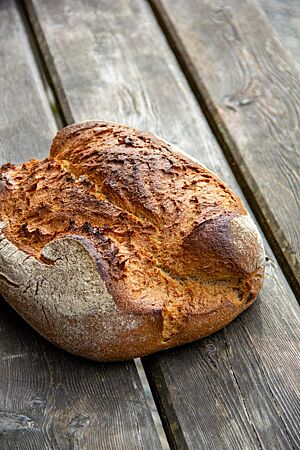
left=0, top=121, right=265, bottom=357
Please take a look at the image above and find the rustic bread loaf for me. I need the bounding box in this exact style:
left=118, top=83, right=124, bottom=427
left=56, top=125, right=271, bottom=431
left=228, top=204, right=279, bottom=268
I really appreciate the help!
left=0, top=121, right=264, bottom=361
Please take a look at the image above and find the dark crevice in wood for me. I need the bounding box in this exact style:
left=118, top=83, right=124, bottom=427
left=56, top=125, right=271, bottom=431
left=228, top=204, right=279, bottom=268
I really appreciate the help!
left=148, top=0, right=300, bottom=301
left=17, top=0, right=69, bottom=128
left=142, top=357, right=187, bottom=450
left=135, top=359, right=170, bottom=450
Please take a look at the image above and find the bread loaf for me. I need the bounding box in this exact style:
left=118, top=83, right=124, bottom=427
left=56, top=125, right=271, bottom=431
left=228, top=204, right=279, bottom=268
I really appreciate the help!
left=0, top=121, right=264, bottom=361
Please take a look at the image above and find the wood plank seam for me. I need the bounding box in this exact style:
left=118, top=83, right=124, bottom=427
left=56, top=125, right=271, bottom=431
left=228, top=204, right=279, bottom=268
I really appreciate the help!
left=135, top=358, right=170, bottom=450
left=143, top=361, right=187, bottom=450
left=18, top=0, right=71, bottom=126
left=148, top=0, right=300, bottom=300
left=16, top=0, right=65, bottom=130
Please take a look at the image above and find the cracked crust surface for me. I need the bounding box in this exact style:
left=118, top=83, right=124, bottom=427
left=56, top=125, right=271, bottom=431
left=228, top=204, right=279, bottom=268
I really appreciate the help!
left=0, top=121, right=265, bottom=360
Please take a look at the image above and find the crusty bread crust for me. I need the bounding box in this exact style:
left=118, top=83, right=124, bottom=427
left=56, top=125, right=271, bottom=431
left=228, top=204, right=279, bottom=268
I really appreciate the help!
left=0, top=121, right=264, bottom=360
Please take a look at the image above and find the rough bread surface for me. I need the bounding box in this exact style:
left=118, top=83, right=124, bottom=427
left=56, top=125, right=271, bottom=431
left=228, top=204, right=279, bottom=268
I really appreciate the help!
left=0, top=121, right=265, bottom=361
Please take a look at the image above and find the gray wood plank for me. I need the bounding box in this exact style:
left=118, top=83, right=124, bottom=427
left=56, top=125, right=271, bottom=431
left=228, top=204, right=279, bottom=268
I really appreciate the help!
left=24, top=0, right=300, bottom=448
left=150, top=0, right=300, bottom=296
left=258, top=0, right=300, bottom=68
left=0, top=0, right=56, bottom=161
left=0, top=2, right=162, bottom=449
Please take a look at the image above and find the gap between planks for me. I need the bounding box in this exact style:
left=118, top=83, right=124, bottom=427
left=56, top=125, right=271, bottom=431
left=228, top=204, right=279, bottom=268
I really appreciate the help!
left=17, top=0, right=68, bottom=128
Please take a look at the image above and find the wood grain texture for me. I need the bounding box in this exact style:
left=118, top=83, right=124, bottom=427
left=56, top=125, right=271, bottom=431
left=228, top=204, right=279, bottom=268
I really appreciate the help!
left=150, top=0, right=300, bottom=295
left=258, top=0, right=300, bottom=68
left=0, top=0, right=56, bottom=162
left=24, top=0, right=300, bottom=448
left=0, top=2, right=162, bottom=448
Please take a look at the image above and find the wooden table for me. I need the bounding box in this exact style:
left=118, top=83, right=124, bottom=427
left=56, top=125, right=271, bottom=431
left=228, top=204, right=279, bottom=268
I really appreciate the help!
left=0, top=1, right=299, bottom=449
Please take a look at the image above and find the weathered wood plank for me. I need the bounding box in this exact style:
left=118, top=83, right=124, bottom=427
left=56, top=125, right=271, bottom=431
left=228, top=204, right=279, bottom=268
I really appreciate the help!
left=0, top=2, right=162, bottom=449
left=0, top=0, right=56, bottom=161
left=24, top=0, right=300, bottom=448
left=258, top=0, right=300, bottom=68
left=150, top=0, right=300, bottom=296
